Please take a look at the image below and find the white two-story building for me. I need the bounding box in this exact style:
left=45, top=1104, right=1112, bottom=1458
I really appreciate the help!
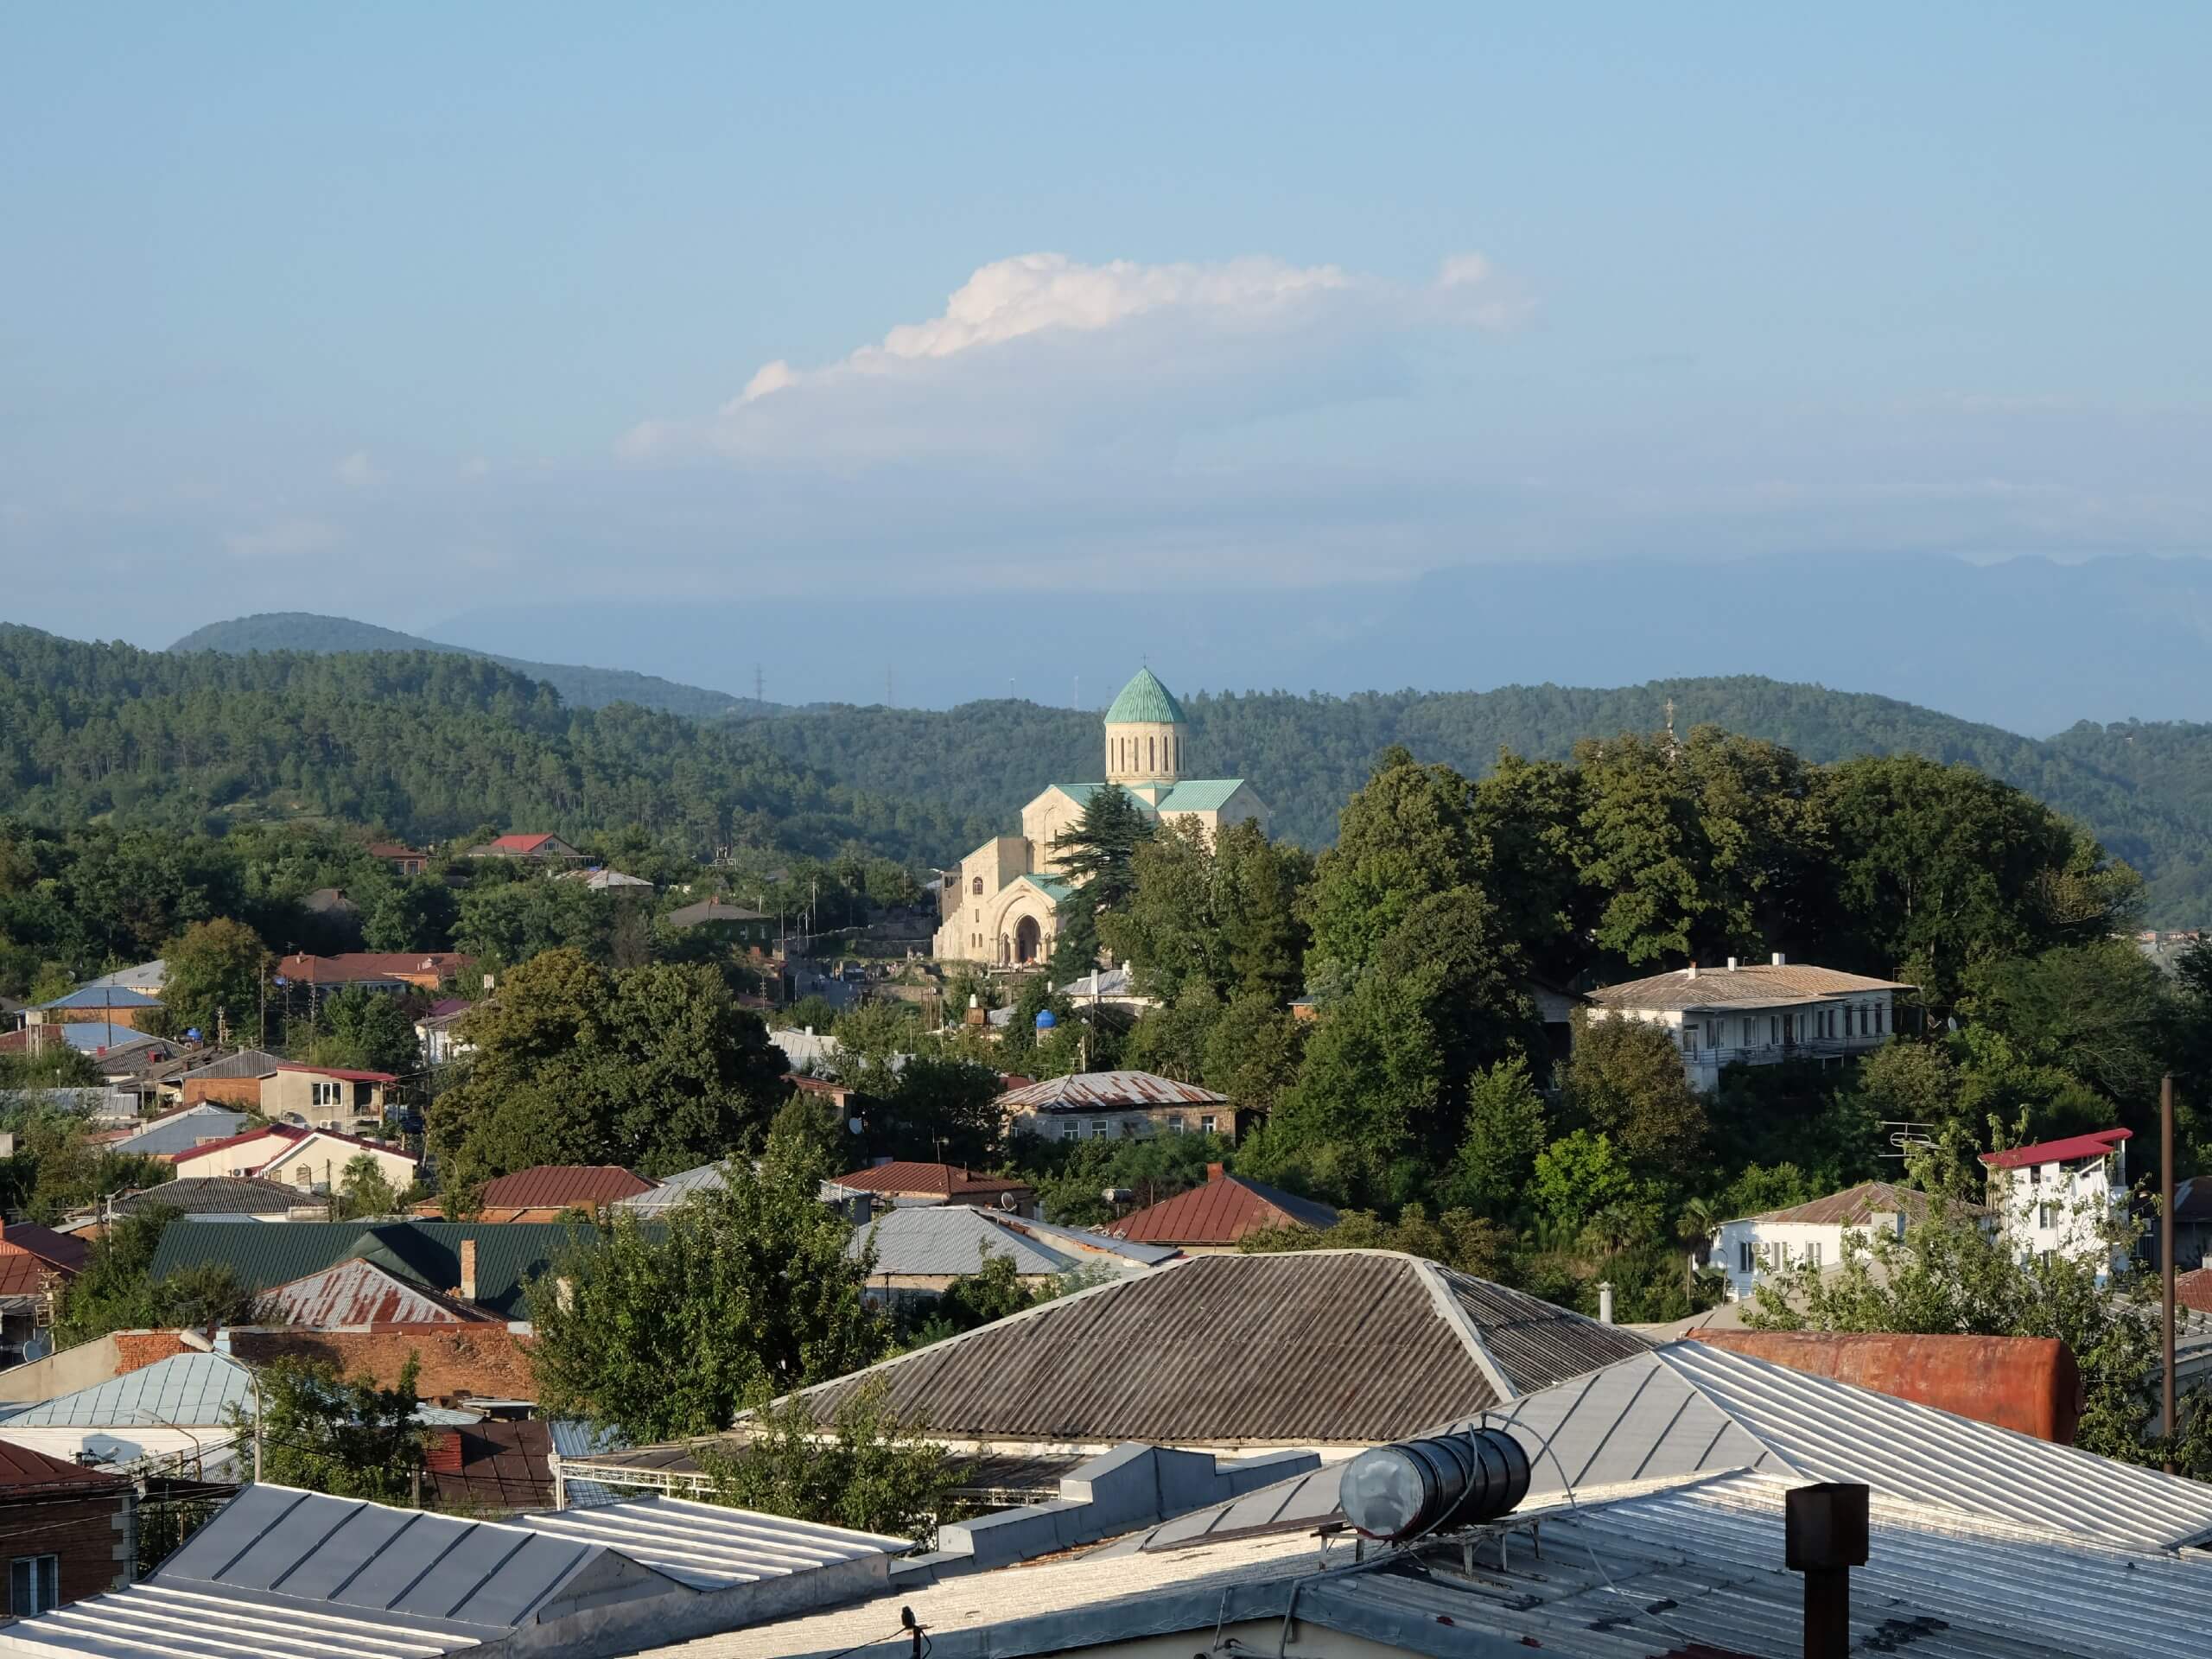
left=1980, top=1128, right=2133, bottom=1282
left=1585, top=954, right=1910, bottom=1092
left=1709, top=1179, right=1983, bottom=1304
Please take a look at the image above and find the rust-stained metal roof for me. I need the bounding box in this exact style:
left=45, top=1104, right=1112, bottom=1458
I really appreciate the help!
left=1108, top=1173, right=1338, bottom=1245
left=259, top=1258, right=501, bottom=1328
left=476, top=1164, right=656, bottom=1210
left=996, top=1070, right=1229, bottom=1112
left=830, top=1161, right=1032, bottom=1198
left=1587, top=960, right=1910, bottom=1012
left=1736, top=1179, right=1986, bottom=1227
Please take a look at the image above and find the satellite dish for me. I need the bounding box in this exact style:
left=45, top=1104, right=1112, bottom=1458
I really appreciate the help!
left=997, top=1191, right=1018, bottom=1212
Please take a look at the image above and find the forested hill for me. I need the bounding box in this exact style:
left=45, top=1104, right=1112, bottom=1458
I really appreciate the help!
left=742, top=678, right=2212, bottom=924
left=172, top=612, right=772, bottom=721
left=0, top=626, right=988, bottom=863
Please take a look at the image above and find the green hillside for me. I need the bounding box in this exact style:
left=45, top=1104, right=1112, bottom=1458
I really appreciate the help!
left=744, top=677, right=2212, bottom=923
left=0, top=626, right=987, bottom=862
left=172, top=612, right=772, bottom=721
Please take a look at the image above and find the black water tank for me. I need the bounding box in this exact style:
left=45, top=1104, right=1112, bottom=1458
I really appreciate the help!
left=1338, top=1427, right=1533, bottom=1541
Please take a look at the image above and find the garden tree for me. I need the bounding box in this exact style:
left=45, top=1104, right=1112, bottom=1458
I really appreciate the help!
left=427, top=948, right=790, bottom=1191
left=1101, top=820, right=1311, bottom=1007
left=1046, top=784, right=1156, bottom=980
left=867, top=1056, right=1007, bottom=1166
left=363, top=876, right=458, bottom=952
left=154, top=918, right=271, bottom=1044
left=924, top=1248, right=1042, bottom=1335
left=1967, top=939, right=2175, bottom=1124
left=300, top=986, right=423, bottom=1077
left=0, top=1045, right=104, bottom=1090
left=765, top=1092, right=853, bottom=1166
left=1529, top=1130, right=1635, bottom=1231
left=1444, top=1057, right=1548, bottom=1214
left=700, top=1378, right=952, bottom=1544
left=0, top=1102, right=173, bottom=1227
left=453, top=876, right=613, bottom=968
left=1303, top=748, right=1484, bottom=976
left=1024, top=1130, right=1232, bottom=1226
left=54, top=1207, right=264, bottom=1349
left=1238, top=1205, right=1510, bottom=1280
left=227, top=1356, right=428, bottom=1503
left=1816, top=753, right=2139, bottom=1008
left=526, top=1145, right=891, bottom=1443
left=1467, top=753, right=1591, bottom=976
left=1559, top=1012, right=1710, bottom=1181
left=1201, top=993, right=1306, bottom=1117
left=331, top=1152, right=406, bottom=1220
left=1119, top=984, right=1223, bottom=1084
left=1363, top=887, right=1540, bottom=1121
left=1705, top=1060, right=1878, bottom=1190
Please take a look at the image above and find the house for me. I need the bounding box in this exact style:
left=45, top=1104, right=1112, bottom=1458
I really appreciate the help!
left=0, top=1351, right=256, bottom=1476
left=1052, top=963, right=1155, bottom=1014
left=1982, top=1128, right=2133, bottom=1279
left=770, top=1026, right=843, bottom=1073
left=0, top=1483, right=909, bottom=1658
left=145, top=1219, right=583, bottom=1322
left=167, top=1125, right=417, bottom=1195
left=998, top=1069, right=1235, bottom=1141
left=847, top=1206, right=1175, bottom=1306
left=2178, top=1266, right=2212, bottom=1314
left=0, top=1225, right=88, bottom=1366
left=461, top=1164, right=658, bottom=1222
left=612, top=1162, right=732, bottom=1217
left=1585, top=952, right=1910, bottom=1090
left=556, top=1252, right=1652, bottom=1501
left=186, top=1063, right=395, bottom=1132
left=414, top=996, right=475, bottom=1065
left=1106, top=1164, right=1338, bottom=1253
left=159, top=1047, right=284, bottom=1107
left=0, top=1441, right=132, bottom=1619
left=826, top=1161, right=1036, bottom=1217
left=664, top=898, right=779, bottom=949
left=25, top=986, right=162, bottom=1030
left=257, top=1256, right=501, bottom=1328
left=105, top=1177, right=310, bottom=1224
left=101, top=1103, right=258, bottom=1159
left=1708, top=1179, right=1987, bottom=1303
left=365, top=841, right=429, bottom=875
left=557, top=866, right=656, bottom=890
left=78, top=961, right=166, bottom=997
left=464, top=831, right=585, bottom=861
left=274, top=950, right=474, bottom=993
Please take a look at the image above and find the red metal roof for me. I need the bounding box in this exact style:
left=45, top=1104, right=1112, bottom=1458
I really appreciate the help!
left=274, top=1063, right=398, bottom=1084
left=276, top=951, right=474, bottom=985
left=169, top=1124, right=307, bottom=1165
left=0, top=1437, right=129, bottom=1492
left=477, top=1165, right=656, bottom=1210
left=0, top=1224, right=91, bottom=1296
left=425, top=1418, right=554, bottom=1512
left=833, top=1161, right=1032, bottom=1198
left=487, top=833, right=555, bottom=852
left=1980, top=1128, right=2132, bottom=1169
left=1108, top=1173, right=1339, bottom=1245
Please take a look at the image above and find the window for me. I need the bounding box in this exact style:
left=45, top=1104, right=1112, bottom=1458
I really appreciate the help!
left=2038, top=1202, right=2058, bottom=1229
left=310, top=1080, right=341, bottom=1109
left=1199, top=1116, right=1217, bottom=1135
left=971, top=876, right=984, bottom=896
left=1166, top=1116, right=1185, bottom=1134
left=1769, top=1016, right=1779, bottom=1045
left=1805, top=1242, right=1823, bottom=1268
left=1738, top=1241, right=1754, bottom=1273
left=293, top=1165, right=312, bottom=1188
left=1060, top=1121, right=1079, bottom=1141
left=1087, top=1120, right=1109, bottom=1140
left=1681, top=1026, right=1699, bottom=1053
left=10, top=1554, right=58, bottom=1617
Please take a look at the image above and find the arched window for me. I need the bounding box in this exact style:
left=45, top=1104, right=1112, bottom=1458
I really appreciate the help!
left=971, top=876, right=984, bottom=895
left=1147, top=736, right=1156, bottom=772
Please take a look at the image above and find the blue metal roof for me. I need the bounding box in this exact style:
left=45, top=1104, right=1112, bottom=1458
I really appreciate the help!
left=39, top=986, right=162, bottom=1010
left=0, top=1352, right=254, bottom=1427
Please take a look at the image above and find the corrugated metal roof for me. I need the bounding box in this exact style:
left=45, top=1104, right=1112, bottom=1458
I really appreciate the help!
left=995, top=1070, right=1227, bottom=1111
left=1108, top=1173, right=1338, bottom=1244
left=79, top=961, right=165, bottom=992
left=0, top=1582, right=486, bottom=1657
left=1154, top=779, right=1250, bottom=812
left=1983, top=1127, right=2132, bottom=1168
left=108, top=1106, right=259, bottom=1157
left=830, top=1161, right=1030, bottom=1198
left=147, top=1220, right=594, bottom=1319
left=109, top=1176, right=302, bottom=1217
left=1104, top=666, right=1185, bottom=724
left=0, top=1437, right=130, bottom=1492
left=519, top=1495, right=906, bottom=1590
left=36, top=987, right=162, bottom=1011
left=170, top=1047, right=287, bottom=1082
left=848, top=1206, right=1171, bottom=1277
left=615, top=1162, right=729, bottom=1214
left=261, top=1258, right=499, bottom=1327
left=0, top=1353, right=252, bottom=1428
left=1737, top=1177, right=1984, bottom=1225
left=1588, top=959, right=1910, bottom=1011
left=477, top=1164, right=657, bottom=1210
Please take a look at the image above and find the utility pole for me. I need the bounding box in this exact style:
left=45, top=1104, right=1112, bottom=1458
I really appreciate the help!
left=2164, top=1072, right=2177, bottom=1472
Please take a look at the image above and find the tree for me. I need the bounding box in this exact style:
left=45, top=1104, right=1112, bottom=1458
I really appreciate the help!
left=1201, top=993, right=1306, bottom=1117
left=229, top=1354, right=427, bottom=1503
left=525, top=1146, right=891, bottom=1443
left=926, top=1248, right=1041, bottom=1335
left=332, top=1152, right=404, bottom=1220
left=1560, top=1013, right=1710, bottom=1181
left=155, top=918, right=270, bottom=1044
left=428, top=949, right=790, bottom=1191
left=1101, top=819, right=1311, bottom=1007
left=362, top=876, right=459, bottom=953
left=454, top=877, right=612, bottom=969
left=1529, top=1131, right=1634, bottom=1231
left=1446, top=1057, right=1548, bottom=1214
left=1049, top=785, right=1156, bottom=979
left=302, top=986, right=423, bottom=1077
left=54, top=1207, right=264, bottom=1349
left=700, top=1377, right=952, bottom=1544
left=1304, top=749, right=1484, bottom=976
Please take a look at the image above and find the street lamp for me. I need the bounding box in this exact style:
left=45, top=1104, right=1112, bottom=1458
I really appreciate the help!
left=175, top=1330, right=262, bottom=1484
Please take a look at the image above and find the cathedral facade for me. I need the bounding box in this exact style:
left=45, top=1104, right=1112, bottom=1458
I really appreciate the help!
left=933, top=668, right=1268, bottom=967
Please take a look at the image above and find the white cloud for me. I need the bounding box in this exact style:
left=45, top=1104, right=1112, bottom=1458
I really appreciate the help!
left=623, top=250, right=1520, bottom=462
left=223, top=518, right=340, bottom=560
left=336, top=450, right=378, bottom=487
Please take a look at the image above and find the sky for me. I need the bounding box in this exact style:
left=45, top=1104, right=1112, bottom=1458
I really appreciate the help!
left=3, top=4, right=2208, bottom=652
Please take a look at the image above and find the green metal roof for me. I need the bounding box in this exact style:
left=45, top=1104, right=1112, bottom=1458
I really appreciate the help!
left=145, top=1219, right=620, bottom=1319
left=1020, top=874, right=1079, bottom=904
left=1156, top=779, right=1249, bottom=812
left=1103, top=668, right=1186, bottom=726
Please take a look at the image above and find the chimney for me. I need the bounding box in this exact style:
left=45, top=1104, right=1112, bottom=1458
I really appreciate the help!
left=458, top=1238, right=478, bottom=1302
left=1772, top=951, right=1787, bottom=967
left=1726, top=957, right=1738, bottom=971
left=1205, top=1162, right=1225, bottom=1183
left=1787, top=1483, right=1869, bottom=1659
left=1597, top=1281, right=1615, bottom=1325
left=1685, top=963, right=1700, bottom=980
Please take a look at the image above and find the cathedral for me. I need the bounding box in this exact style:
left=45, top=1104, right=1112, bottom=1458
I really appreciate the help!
left=933, top=668, right=1268, bottom=967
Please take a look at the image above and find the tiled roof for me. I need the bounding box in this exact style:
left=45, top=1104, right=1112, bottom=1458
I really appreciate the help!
left=275, top=950, right=474, bottom=984
left=2175, top=1267, right=2212, bottom=1314
left=1108, top=1173, right=1338, bottom=1245
left=1738, top=1179, right=1985, bottom=1227
left=997, top=1070, right=1228, bottom=1112
left=489, top=833, right=556, bottom=851
left=425, top=1417, right=554, bottom=1512
left=147, top=1220, right=594, bottom=1319
left=1588, top=959, right=1911, bottom=1011
left=0, top=1351, right=252, bottom=1427
left=831, top=1161, right=1031, bottom=1198
left=1982, top=1128, right=2133, bottom=1168
left=848, top=1206, right=1174, bottom=1277
left=0, top=1437, right=130, bottom=1492
left=476, top=1164, right=656, bottom=1210
left=1104, top=666, right=1186, bottom=725
left=0, top=1225, right=92, bottom=1297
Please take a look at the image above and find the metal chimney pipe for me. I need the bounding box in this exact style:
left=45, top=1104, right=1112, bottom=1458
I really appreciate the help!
left=1787, top=1483, right=1869, bottom=1659
left=1598, top=1281, right=1615, bottom=1325
left=2164, top=1073, right=2177, bottom=1472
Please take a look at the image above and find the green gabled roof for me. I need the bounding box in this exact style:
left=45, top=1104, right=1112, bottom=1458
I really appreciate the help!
left=1104, top=667, right=1186, bottom=726
left=1020, top=874, right=1078, bottom=904
left=145, top=1219, right=626, bottom=1319
left=1156, top=779, right=1249, bottom=812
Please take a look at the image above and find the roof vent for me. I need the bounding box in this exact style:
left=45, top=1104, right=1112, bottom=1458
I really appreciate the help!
left=1772, top=952, right=1787, bottom=967
left=1726, top=957, right=1739, bottom=971
left=1684, top=963, right=1699, bottom=980
left=1340, top=1428, right=1532, bottom=1541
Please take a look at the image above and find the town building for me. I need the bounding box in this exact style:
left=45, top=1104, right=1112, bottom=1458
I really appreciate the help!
left=99, top=1103, right=258, bottom=1159
left=77, top=961, right=166, bottom=997
left=184, top=1061, right=394, bottom=1132
left=664, top=898, right=779, bottom=949
left=1584, top=953, right=1910, bottom=1090
left=273, top=950, right=474, bottom=993
left=415, top=995, right=475, bottom=1065
left=933, top=669, right=1267, bottom=967
left=998, top=1070, right=1234, bottom=1141
left=365, top=841, right=429, bottom=875
left=1982, top=1128, right=2133, bottom=1279
left=848, top=1206, right=1174, bottom=1308
left=1708, top=1179, right=1986, bottom=1303
left=23, top=986, right=162, bottom=1030
left=166, top=1125, right=418, bottom=1193
left=0, top=1224, right=88, bottom=1366
left=0, top=1442, right=132, bottom=1619
left=463, top=1164, right=658, bottom=1222
left=1107, top=1165, right=1338, bottom=1253
left=463, top=831, right=585, bottom=861
left=104, top=1177, right=312, bottom=1224
left=825, top=1161, right=1037, bottom=1217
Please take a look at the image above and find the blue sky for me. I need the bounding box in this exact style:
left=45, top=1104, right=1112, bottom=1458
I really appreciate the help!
left=3, top=4, right=2206, bottom=647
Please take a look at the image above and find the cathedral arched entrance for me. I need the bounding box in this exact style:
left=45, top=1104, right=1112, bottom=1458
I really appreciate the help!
left=1014, top=915, right=1042, bottom=964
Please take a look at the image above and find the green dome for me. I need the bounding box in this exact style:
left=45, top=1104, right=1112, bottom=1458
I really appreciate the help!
left=1105, top=667, right=1186, bottom=725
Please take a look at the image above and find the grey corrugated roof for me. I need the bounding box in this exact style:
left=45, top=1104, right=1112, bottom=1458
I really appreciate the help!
left=171, top=1047, right=288, bottom=1082
left=0, top=1353, right=252, bottom=1427
left=518, top=1496, right=905, bottom=1590
left=110, top=1175, right=301, bottom=1217
left=614, top=1162, right=729, bottom=1215
left=1118, top=1338, right=2212, bottom=1558
left=847, top=1207, right=1172, bottom=1278
left=1587, top=959, right=1910, bottom=1011
left=996, top=1070, right=1227, bottom=1112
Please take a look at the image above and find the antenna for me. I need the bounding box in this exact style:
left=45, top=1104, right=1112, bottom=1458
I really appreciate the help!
left=753, top=664, right=765, bottom=704
left=886, top=666, right=894, bottom=709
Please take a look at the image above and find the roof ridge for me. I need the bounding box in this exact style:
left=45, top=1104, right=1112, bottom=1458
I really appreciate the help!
left=1406, top=1258, right=1517, bottom=1404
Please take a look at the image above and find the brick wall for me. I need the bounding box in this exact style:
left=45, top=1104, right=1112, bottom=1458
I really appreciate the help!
left=0, top=1491, right=132, bottom=1611
left=181, top=1077, right=264, bottom=1109
left=229, top=1326, right=537, bottom=1403
left=111, top=1332, right=191, bottom=1376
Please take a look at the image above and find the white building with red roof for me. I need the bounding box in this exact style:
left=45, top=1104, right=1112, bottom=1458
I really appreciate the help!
left=168, top=1125, right=417, bottom=1197
left=1980, top=1127, right=2133, bottom=1281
